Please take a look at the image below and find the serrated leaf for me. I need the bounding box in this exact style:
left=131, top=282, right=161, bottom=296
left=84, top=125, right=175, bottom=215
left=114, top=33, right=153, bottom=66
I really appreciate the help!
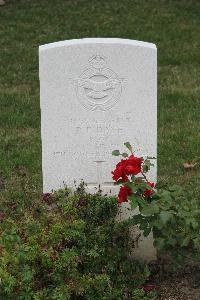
left=142, top=164, right=150, bottom=173
left=124, top=142, right=132, bottom=152
left=141, top=202, right=159, bottom=216
left=142, top=159, right=154, bottom=173
left=112, top=150, right=120, bottom=156
left=144, top=159, right=154, bottom=166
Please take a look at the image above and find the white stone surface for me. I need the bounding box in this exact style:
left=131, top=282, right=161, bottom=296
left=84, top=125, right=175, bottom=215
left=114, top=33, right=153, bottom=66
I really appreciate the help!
left=39, top=38, right=157, bottom=261
left=39, top=38, right=157, bottom=193
left=0, top=0, right=5, bottom=6
left=116, top=203, right=157, bottom=261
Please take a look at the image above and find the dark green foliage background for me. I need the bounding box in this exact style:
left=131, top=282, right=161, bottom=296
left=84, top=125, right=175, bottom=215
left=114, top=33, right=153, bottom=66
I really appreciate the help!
left=0, top=186, right=154, bottom=299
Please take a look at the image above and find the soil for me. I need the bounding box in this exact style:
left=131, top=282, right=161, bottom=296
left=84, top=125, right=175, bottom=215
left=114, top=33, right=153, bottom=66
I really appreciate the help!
left=149, top=260, right=200, bottom=300
left=157, top=274, right=200, bottom=300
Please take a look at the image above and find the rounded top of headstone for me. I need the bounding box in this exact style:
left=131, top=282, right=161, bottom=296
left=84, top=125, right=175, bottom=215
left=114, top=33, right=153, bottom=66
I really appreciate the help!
left=39, top=38, right=156, bottom=52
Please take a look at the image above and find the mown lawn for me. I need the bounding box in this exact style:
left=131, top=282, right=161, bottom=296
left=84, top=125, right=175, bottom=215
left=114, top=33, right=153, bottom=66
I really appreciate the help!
left=0, top=0, right=199, bottom=201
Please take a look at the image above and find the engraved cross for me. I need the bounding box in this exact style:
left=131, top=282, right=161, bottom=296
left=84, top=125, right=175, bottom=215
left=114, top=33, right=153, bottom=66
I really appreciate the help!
left=86, top=161, right=114, bottom=190
left=94, top=160, right=105, bottom=187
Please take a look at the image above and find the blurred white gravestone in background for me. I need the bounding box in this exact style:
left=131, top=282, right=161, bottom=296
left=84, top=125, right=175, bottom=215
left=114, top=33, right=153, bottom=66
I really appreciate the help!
left=39, top=38, right=157, bottom=261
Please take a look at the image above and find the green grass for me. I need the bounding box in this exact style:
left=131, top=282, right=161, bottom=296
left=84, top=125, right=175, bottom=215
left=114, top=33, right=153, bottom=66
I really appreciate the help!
left=0, top=0, right=199, bottom=198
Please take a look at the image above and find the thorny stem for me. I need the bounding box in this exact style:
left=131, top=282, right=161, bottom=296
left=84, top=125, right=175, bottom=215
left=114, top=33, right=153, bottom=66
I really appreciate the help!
left=141, top=171, right=148, bottom=183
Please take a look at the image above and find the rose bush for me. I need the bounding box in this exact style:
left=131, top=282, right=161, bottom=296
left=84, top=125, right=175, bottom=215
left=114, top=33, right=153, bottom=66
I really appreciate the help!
left=112, top=142, right=200, bottom=266
left=0, top=182, right=156, bottom=300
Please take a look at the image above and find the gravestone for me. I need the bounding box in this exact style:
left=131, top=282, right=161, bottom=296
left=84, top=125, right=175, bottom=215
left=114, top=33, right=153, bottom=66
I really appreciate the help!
left=39, top=38, right=157, bottom=261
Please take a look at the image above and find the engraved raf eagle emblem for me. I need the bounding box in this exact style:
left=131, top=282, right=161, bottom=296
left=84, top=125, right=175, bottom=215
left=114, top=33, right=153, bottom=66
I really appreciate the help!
left=72, top=55, right=123, bottom=111
left=77, top=78, right=120, bottom=99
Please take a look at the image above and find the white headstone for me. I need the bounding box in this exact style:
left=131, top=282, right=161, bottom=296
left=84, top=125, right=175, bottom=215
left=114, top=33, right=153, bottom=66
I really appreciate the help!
left=39, top=38, right=157, bottom=261
left=39, top=38, right=156, bottom=192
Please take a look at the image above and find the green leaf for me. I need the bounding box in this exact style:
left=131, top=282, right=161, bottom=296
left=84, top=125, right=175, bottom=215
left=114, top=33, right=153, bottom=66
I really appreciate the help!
left=121, top=152, right=128, bottom=158
left=141, top=202, right=159, bottom=216
left=137, top=197, right=147, bottom=208
left=125, top=181, right=140, bottom=193
left=113, top=179, right=124, bottom=185
left=123, top=181, right=134, bottom=189
left=143, top=159, right=154, bottom=166
left=142, top=159, right=154, bottom=173
left=140, top=181, right=154, bottom=190
left=132, top=214, right=143, bottom=225
left=143, top=227, right=151, bottom=237
left=153, top=220, right=163, bottom=230
left=160, top=190, right=172, bottom=202
left=131, top=175, right=136, bottom=181
left=139, top=221, right=148, bottom=231
left=128, top=195, right=138, bottom=209
left=142, top=164, right=150, bottom=173
left=159, top=211, right=172, bottom=224
left=124, top=142, right=132, bottom=152
left=112, top=150, right=120, bottom=156
left=130, top=201, right=138, bottom=210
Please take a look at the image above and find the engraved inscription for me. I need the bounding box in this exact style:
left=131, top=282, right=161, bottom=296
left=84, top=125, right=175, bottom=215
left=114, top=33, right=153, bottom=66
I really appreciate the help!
left=53, top=147, right=116, bottom=161
left=52, top=113, right=141, bottom=162
left=72, top=55, right=123, bottom=111
left=63, top=114, right=133, bottom=137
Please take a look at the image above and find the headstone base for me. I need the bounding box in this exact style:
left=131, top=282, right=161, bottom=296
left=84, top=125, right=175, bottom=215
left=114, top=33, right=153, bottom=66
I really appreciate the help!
left=86, top=184, right=157, bottom=262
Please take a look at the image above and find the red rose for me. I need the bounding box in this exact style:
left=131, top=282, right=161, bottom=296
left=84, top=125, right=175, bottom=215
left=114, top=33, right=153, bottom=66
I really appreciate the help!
left=112, top=159, right=128, bottom=182
left=125, top=155, right=143, bottom=175
left=112, top=155, right=143, bottom=182
left=144, top=181, right=155, bottom=197
left=118, top=185, right=132, bottom=204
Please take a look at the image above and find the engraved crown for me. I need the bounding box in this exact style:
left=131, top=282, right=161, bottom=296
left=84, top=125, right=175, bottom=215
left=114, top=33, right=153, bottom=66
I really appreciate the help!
left=89, top=54, right=106, bottom=69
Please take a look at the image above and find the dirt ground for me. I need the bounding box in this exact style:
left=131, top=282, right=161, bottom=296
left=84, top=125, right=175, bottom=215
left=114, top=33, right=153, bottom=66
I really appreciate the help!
left=157, top=275, right=200, bottom=300
left=150, top=260, right=200, bottom=300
